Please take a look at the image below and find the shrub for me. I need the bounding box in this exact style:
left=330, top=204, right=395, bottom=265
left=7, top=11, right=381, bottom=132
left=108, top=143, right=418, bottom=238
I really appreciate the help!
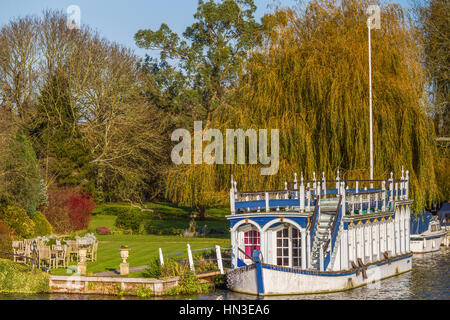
left=0, top=222, right=12, bottom=254
left=44, top=188, right=95, bottom=233
left=167, top=270, right=211, bottom=295
left=143, top=257, right=189, bottom=279
left=96, top=226, right=111, bottom=235
left=32, top=211, right=53, bottom=236
left=66, top=193, right=95, bottom=230
left=144, top=221, right=183, bottom=236
left=93, top=205, right=131, bottom=216
left=0, top=206, right=35, bottom=238
left=0, top=258, right=49, bottom=293
left=43, top=189, right=72, bottom=233
left=115, top=210, right=143, bottom=233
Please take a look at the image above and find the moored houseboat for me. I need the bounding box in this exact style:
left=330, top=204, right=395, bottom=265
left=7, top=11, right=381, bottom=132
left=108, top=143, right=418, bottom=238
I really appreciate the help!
left=437, top=203, right=450, bottom=247
left=410, top=210, right=448, bottom=253
left=225, top=169, right=413, bottom=295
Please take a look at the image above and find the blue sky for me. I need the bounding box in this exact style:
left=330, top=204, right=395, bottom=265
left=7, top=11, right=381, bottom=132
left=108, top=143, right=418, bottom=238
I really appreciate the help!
left=0, top=1, right=410, bottom=59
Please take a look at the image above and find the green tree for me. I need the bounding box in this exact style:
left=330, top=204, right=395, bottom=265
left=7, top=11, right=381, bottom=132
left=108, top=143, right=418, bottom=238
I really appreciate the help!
left=135, top=0, right=261, bottom=124
left=28, top=71, right=94, bottom=192
left=135, top=0, right=261, bottom=218
left=165, top=0, right=441, bottom=212
left=0, top=131, right=41, bottom=217
left=412, top=0, right=449, bottom=137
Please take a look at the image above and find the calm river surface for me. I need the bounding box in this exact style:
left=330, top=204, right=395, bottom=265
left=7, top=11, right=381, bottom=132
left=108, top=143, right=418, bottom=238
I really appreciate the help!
left=1, top=247, right=448, bottom=300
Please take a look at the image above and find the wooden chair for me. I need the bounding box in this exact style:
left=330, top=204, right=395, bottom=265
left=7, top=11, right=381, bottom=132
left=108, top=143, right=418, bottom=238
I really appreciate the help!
left=38, top=246, right=52, bottom=269
left=12, top=241, right=25, bottom=263
left=86, top=241, right=98, bottom=262
left=52, top=245, right=67, bottom=269
left=66, top=240, right=78, bottom=262
left=93, top=241, right=98, bottom=261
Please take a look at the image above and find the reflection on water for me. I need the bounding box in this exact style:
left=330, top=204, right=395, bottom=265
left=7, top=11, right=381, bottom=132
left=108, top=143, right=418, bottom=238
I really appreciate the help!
left=1, top=247, right=448, bottom=300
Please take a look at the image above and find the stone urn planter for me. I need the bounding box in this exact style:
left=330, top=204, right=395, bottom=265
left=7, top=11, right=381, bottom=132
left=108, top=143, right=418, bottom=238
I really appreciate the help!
left=119, top=247, right=130, bottom=276
left=119, top=248, right=129, bottom=263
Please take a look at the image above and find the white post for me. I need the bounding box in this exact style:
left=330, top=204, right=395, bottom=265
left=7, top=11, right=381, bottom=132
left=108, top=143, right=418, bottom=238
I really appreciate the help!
left=341, top=229, right=349, bottom=270
left=256, top=195, right=261, bottom=212
left=306, top=183, right=311, bottom=211
left=230, top=178, right=236, bottom=215
left=299, top=175, right=305, bottom=212
left=294, top=172, right=298, bottom=190
left=389, top=173, right=394, bottom=208
left=395, top=182, right=399, bottom=201
left=316, top=181, right=321, bottom=199
left=215, top=245, right=224, bottom=274
left=356, top=181, right=359, bottom=194
left=322, top=171, right=327, bottom=199
left=301, top=231, right=306, bottom=269
left=382, top=180, right=386, bottom=211
left=319, top=244, right=324, bottom=271
left=265, top=192, right=270, bottom=212
left=276, top=193, right=280, bottom=212
left=401, top=167, right=405, bottom=200
left=313, top=171, right=317, bottom=189
left=361, top=224, right=366, bottom=264
left=368, top=20, right=374, bottom=189
left=307, top=230, right=311, bottom=269
left=368, top=223, right=372, bottom=263
left=336, top=167, right=340, bottom=190
left=405, top=170, right=409, bottom=199
left=187, top=244, right=195, bottom=272
left=159, top=248, right=164, bottom=266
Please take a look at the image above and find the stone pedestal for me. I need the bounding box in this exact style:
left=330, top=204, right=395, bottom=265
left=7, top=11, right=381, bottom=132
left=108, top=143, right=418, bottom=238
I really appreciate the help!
left=78, top=248, right=87, bottom=275
left=120, top=262, right=129, bottom=276
left=77, top=262, right=87, bottom=276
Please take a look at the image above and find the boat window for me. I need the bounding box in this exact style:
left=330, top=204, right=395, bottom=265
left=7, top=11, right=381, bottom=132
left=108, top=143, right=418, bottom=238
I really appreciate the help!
left=276, top=228, right=289, bottom=266
left=244, top=230, right=260, bottom=259
left=292, top=228, right=301, bottom=267
left=276, top=226, right=302, bottom=267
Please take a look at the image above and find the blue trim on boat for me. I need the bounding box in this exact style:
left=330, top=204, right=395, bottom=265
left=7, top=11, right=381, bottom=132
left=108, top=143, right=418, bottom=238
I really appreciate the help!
left=410, top=234, right=445, bottom=241
left=260, top=254, right=412, bottom=277
left=229, top=215, right=309, bottom=229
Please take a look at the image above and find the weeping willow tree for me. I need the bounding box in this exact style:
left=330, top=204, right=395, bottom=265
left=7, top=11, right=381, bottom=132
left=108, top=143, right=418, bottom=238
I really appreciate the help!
left=166, top=0, right=441, bottom=214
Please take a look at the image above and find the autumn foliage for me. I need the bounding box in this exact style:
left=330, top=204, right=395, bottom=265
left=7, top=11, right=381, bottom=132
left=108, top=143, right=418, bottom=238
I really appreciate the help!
left=44, top=188, right=95, bottom=233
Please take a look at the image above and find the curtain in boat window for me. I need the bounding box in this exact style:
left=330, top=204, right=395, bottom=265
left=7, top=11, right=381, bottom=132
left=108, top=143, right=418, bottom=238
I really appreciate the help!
left=244, top=230, right=260, bottom=258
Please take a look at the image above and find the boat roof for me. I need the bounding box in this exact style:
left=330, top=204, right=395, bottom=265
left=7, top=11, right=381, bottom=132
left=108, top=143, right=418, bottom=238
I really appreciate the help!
left=410, top=210, right=434, bottom=235
left=437, top=202, right=450, bottom=224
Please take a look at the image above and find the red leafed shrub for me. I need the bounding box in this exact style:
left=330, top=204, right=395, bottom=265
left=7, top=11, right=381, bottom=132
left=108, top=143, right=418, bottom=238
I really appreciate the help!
left=66, top=193, right=95, bottom=230
left=0, top=221, right=12, bottom=253
left=44, top=188, right=95, bottom=233
left=96, top=226, right=111, bottom=235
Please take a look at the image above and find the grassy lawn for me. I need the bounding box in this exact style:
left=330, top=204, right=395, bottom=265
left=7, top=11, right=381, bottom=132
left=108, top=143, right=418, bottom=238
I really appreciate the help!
left=52, top=202, right=231, bottom=276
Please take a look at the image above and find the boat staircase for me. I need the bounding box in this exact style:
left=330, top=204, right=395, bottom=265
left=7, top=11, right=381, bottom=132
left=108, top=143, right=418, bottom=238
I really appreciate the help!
left=310, top=196, right=343, bottom=271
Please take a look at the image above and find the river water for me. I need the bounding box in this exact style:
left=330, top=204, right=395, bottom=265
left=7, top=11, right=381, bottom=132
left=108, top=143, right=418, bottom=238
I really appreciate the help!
left=1, top=247, right=448, bottom=300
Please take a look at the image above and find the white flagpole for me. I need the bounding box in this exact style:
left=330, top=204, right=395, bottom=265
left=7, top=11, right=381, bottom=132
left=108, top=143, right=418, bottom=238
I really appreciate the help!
left=368, top=23, right=374, bottom=189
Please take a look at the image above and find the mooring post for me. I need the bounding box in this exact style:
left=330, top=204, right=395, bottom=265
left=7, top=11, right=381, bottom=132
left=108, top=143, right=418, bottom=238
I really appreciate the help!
left=187, top=244, right=195, bottom=272
left=215, top=245, right=224, bottom=275
left=253, top=250, right=265, bottom=295
left=159, top=248, right=164, bottom=266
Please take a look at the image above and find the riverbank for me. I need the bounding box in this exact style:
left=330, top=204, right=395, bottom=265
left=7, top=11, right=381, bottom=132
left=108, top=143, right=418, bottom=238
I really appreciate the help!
left=2, top=247, right=447, bottom=300
left=0, top=259, right=49, bottom=294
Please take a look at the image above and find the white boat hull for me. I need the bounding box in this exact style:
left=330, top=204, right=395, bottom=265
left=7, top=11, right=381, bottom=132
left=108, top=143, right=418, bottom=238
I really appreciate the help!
left=226, top=254, right=412, bottom=295
left=410, top=231, right=447, bottom=253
